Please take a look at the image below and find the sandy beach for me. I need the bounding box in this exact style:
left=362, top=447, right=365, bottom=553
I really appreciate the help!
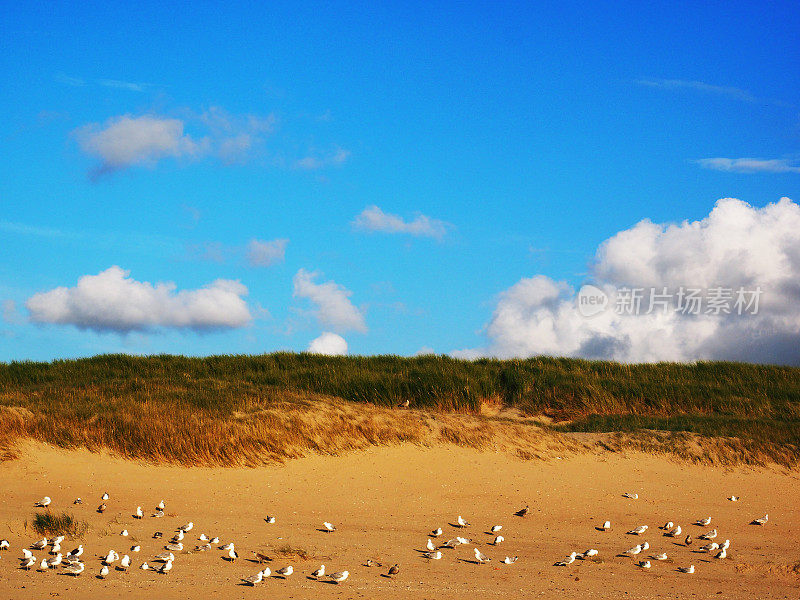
left=0, top=443, right=798, bottom=599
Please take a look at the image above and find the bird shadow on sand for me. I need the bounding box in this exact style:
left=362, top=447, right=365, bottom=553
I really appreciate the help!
left=458, top=559, right=484, bottom=565
left=448, top=523, right=468, bottom=529
left=316, top=528, right=334, bottom=533
left=379, top=574, right=395, bottom=579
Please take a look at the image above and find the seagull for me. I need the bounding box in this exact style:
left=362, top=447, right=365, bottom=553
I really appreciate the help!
left=260, top=567, right=271, bottom=577
left=134, top=507, right=143, bottom=519
left=424, top=551, right=442, bottom=560
left=265, top=516, right=276, bottom=524
left=440, top=538, right=461, bottom=548
left=38, top=558, right=48, bottom=571
left=426, top=539, right=436, bottom=551
left=275, top=565, right=293, bottom=577
left=152, top=509, right=164, bottom=518
left=49, top=535, right=64, bottom=545
left=219, top=543, right=234, bottom=551
left=210, top=536, right=219, bottom=544
left=685, top=534, right=692, bottom=546
left=46, top=553, right=62, bottom=568
left=73, top=498, right=82, bottom=504
left=652, top=552, right=668, bottom=561
left=311, top=564, right=326, bottom=578
left=502, top=556, right=518, bottom=564
left=661, top=521, right=674, bottom=530
left=241, top=570, right=263, bottom=585
left=328, top=570, right=349, bottom=583
left=715, top=548, right=727, bottom=559
left=63, top=561, right=85, bottom=576
left=119, top=555, right=131, bottom=570
left=166, top=541, right=184, bottom=552
left=430, top=527, right=442, bottom=537
left=492, top=535, right=504, bottom=545
left=622, top=492, right=639, bottom=499
left=199, top=534, right=208, bottom=541
left=21, top=556, right=35, bottom=570
left=625, top=545, right=643, bottom=556
left=21, top=549, right=33, bottom=559
left=102, top=550, right=119, bottom=565
left=642, top=541, right=650, bottom=551
left=600, top=520, right=611, bottom=530
left=456, top=515, right=470, bottom=528
left=194, top=543, right=211, bottom=552
left=695, top=517, right=712, bottom=526
left=699, top=529, right=718, bottom=540
left=456, top=536, right=470, bottom=545
left=581, top=549, right=598, bottom=558
left=728, top=496, right=739, bottom=502
left=0, top=539, right=8, bottom=550
left=254, top=552, right=271, bottom=563
left=225, top=546, right=238, bottom=561
left=31, top=538, right=47, bottom=550
left=474, top=548, right=490, bottom=563
left=491, top=525, right=503, bottom=533
left=678, top=565, right=695, bottom=574
left=720, top=539, right=731, bottom=550
left=153, top=532, right=163, bottom=539
left=102, top=492, right=110, bottom=500
left=387, top=564, right=400, bottom=576
left=35, top=496, right=51, bottom=507
left=156, top=500, right=165, bottom=510
left=665, top=525, right=682, bottom=537
left=637, top=560, right=651, bottom=569
left=751, top=514, right=768, bottom=526
left=514, top=505, right=529, bottom=517
left=50, top=543, right=61, bottom=555
left=628, top=525, right=648, bottom=535
left=157, top=559, right=173, bottom=574
left=699, top=542, right=719, bottom=552
left=179, top=522, right=194, bottom=532
left=98, top=565, right=109, bottom=578
left=140, top=562, right=150, bottom=570
left=322, top=522, right=336, bottom=532
left=120, top=530, right=128, bottom=537
left=554, top=552, right=577, bottom=566
left=97, top=503, right=106, bottom=513
left=131, top=545, right=140, bottom=553
left=154, top=552, right=174, bottom=562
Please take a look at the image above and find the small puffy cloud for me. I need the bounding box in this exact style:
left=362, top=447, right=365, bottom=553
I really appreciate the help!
left=293, top=269, right=367, bottom=333
left=26, top=266, right=252, bottom=333
left=307, top=332, right=348, bottom=355
left=294, top=147, right=350, bottom=170
left=352, top=205, right=450, bottom=239
left=247, top=238, right=288, bottom=267
left=75, top=115, right=207, bottom=176
left=2, top=299, right=21, bottom=324
left=696, top=158, right=800, bottom=174
left=413, top=346, right=436, bottom=356
left=458, top=197, right=800, bottom=365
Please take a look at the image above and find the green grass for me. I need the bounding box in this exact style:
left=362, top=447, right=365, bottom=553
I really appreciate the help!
left=30, top=511, right=88, bottom=538
left=1, top=352, right=798, bottom=466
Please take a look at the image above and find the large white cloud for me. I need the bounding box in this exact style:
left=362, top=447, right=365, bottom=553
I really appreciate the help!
left=455, top=198, right=800, bottom=365
left=352, top=205, right=449, bottom=239
left=26, top=266, right=252, bottom=333
left=307, top=332, right=348, bottom=355
left=292, top=269, right=367, bottom=333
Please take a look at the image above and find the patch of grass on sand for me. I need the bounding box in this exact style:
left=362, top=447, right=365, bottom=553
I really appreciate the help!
left=273, top=543, right=311, bottom=561
left=31, top=511, right=88, bottom=538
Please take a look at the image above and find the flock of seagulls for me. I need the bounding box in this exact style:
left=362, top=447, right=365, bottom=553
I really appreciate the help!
left=0, top=491, right=772, bottom=589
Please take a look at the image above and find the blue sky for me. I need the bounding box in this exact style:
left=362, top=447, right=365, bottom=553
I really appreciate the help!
left=2, top=1, right=799, bottom=363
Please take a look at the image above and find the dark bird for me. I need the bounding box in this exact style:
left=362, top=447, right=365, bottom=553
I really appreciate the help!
left=388, top=564, right=400, bottom=577
left=514, top=505, right=530, bottom=517
left=97, top=503, right=106, bottom=513
left=684, top=534, right=692, bottom=546
left=153, top=532, right=163, bottom=539
left=397, top=399, right=410, bottom=408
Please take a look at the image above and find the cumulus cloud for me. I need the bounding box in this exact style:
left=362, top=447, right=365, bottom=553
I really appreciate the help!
left=74, top=108, right=275, bottom=177
left=457, top=197, right=800, bottom=365
left=26, top=266, right=252, bottom=333
left=293, top=269, right=367, bottom=333
left=307, top=332, right=348, bottom=355
left=247, top=238, right=288, bottom=267
left=696, top=158, right=800, bottom=174
left=353, top=205, right=450, bottom=239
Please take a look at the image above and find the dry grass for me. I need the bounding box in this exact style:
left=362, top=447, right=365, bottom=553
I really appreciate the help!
left=273, top=543, right=312, bottom=561
left=30, top=511, right=89, bottom=538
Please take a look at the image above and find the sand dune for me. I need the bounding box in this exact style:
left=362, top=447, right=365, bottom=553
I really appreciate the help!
left=0, top=442, right=798, bottom=599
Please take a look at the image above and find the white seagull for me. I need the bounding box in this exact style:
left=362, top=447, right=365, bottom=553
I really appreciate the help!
left=218, top=542, right=234, bottom=551
left=751, top=514, right=768, bottom=526
left=131, top=545, right=141, bottom=553
left=179, top=522, right=193, bottom=532
left=140, top=562, right=150, bottom=570
left=328, top=570, right=349, bottom=583
left=275, top=565, right=293, bottom=577
left=156, top=500, right=165, bottom=510
left=700, top=542, right=719, bottom=552
left=661, top=521, right=674, bottom=530
left=699, top=529, right=718, bottom=540
left=728, top=496, right=739, bottom=502
left=134, top=506, right=143, bottom=519
left=195, top=543, right=211, bottom=552
left=21, top=556, right=35, bottom=570
left=46, top=553, right=62, bottom=568
left=502, top=556, right=518, bottom=564
left=35, top=496, right=51, bottom=507
left=426, top=539, right=436, bottom=551
left=21, top=548, right=33, bottom=559
left=0, top=539, right=9, bottom=550
left=678, top=565, right=695, bottom=574
left=157, top=559, right=172, bottom=574
left=38, top=558, right=48, bottom=571
left=311, top=564, right=325, bottom=578
left=154, top=552, right=174, bottom=562
left=555, top=552, right=577, bottom=566
left=63, top=561, right=85, bottom=576
left=424, top=551, right=442, bottom=560
left=622, top=492, right=639, bottom=499
left=102, top=492, right=110, bottom=500
left=637, top=560, right=651, bottom=569
left=99, top=565, right=109, bottom=578
left=119, top=554, right=131, bottom=570
left=322, top=522, right=336, bottom=532
left=492, top=535, right=504, bottom=545
left=625, top=544, right=643, bottom=556
left=628, top=525, right=648, bottom=535
left=430, top=527, right=442, bottom=537
left=665, top=525, right=682, bottom=537
left=720, top=539, right=731, bottom=550
left=695, top=517, right=712, bottom=526
left=474, top=548, right=490, bottom=563
left=164, top=542, right=183, bottom=552
left=715, top=548, right=727, bottom=559
left=601, top=520, right=611, bottom=530
left=225, top=546, right=238, bottom=561
left=264, top=516, right=276, bottom=524
left=652, top=552, right=668, bottom=561
left=581, top=549, right=598, bottom=558
left=31, top=538, right=47, bottom=550
left=456, top=515, right=470, bottom=528
left=491, top=525, right=503, bottom=533
left=241, top=570, right=263, bottom=585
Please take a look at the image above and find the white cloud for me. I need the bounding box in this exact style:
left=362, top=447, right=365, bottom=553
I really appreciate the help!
left=457, top=197, right=800, bottom=365
left=293, top=147, right=350, bottom=170
left=247, top=238, right=288, bottom=267
left=696, top=158, right=800, bottom=174
left=413, top=346, right=436, bottom=356
left=636, top=78, right=757, bottom=102
left=75, top=115, right=207, bottom=176
left=292, top=269, right=367, bottom=333
left=307, top=332, right=348, bottom=355
left=353, top=205, right=450, bottom=239
left=26, top=266, right=252, bottom=333
left=2, top=299, right=21, bottom=324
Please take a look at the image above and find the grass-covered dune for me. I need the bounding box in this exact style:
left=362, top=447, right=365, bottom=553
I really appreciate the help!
left=1, top=353, right=798, bottom=466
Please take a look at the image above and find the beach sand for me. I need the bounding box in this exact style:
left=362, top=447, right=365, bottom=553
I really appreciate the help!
left=0, top=442, right=797, bottom=599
